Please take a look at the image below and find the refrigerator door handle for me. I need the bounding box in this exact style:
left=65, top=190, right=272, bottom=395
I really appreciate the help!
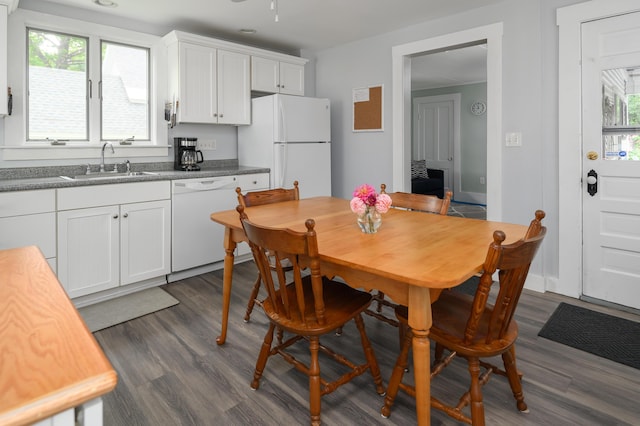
left=275, top=143, right=287, bottom=188
left=277, top=96, right=287, bottom=143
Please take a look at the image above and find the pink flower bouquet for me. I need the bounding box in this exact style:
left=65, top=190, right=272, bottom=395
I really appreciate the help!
left=350, top=184, right=392, bottom=233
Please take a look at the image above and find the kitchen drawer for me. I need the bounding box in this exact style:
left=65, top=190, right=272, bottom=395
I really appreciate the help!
left=0, top=189, right=56, bottom=217
left=237, top=173, right=269, bottom=191
left=58, top=181, right=170, bottom=210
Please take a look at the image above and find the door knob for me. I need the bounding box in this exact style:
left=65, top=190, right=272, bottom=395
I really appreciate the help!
left=587, top=169, right=597, bottom=196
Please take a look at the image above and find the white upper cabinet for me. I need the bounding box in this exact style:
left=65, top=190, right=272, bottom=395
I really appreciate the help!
left=163, top=31, right=307, bottom=124
left=217, top=49, right=251, bottom=124
left=251, top=56, right=305, bottom=96
left=279, top=61, right=305, bottom=96
left=167, top=41, right=250, bottom=125
left=173, top=42, right=217, bottom=123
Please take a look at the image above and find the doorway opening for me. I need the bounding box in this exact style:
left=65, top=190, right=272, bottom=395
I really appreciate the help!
left=392, top=23, right=504, bottom=220
left=411, top=43, right=488, bottom=204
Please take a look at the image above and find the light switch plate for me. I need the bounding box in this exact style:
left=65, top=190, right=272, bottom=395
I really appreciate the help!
left=505, top=132, right=522, bottom=147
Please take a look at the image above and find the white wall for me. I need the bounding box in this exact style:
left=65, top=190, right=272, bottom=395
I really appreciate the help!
left=306, top=0, right=588, bottom=286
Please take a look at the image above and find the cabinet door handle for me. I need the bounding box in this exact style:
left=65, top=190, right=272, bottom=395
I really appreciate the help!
left=113, top=214, right=119, bottom=219
left=123, top=213, right=129, bottom=218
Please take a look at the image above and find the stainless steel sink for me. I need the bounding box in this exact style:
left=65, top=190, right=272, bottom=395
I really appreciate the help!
left=60, top=171, right=158, bottom=181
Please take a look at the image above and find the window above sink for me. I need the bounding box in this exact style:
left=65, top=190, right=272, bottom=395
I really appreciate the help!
left=2, top=9, right=169, bottom=161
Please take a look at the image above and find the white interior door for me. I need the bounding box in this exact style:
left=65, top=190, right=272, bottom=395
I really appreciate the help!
left=412, top=94, right=458, bottom=194
left=582, top=12, right=640, bottom=310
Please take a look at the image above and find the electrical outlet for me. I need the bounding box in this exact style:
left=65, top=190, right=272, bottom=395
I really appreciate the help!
left=505, top=132, right=522, bottom=147
left=480, top=176, right=485, bottom=185
left=198, top=140, right=216, bottom=150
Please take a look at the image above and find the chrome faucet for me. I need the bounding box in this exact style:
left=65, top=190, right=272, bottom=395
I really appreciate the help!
left=100, top=142, right=114, bottom=172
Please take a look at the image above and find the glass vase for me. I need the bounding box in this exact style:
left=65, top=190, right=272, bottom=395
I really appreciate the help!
left=357, top=206, right=382, bottom=234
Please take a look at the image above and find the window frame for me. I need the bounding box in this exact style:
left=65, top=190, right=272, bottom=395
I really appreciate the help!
left=3, top=9, right=168, bottom=161
left=99, top=39, right=151, bottom=143
left=26, top=27, right=90, bottom=142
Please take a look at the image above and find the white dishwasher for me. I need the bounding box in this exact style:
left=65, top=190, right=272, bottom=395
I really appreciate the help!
left=171, top=175, right=238, bottom=272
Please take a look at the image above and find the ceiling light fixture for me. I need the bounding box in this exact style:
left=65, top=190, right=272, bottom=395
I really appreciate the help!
left=94, top=0, right=118, bottom=7
left=270, top=0, right=279, bottom=22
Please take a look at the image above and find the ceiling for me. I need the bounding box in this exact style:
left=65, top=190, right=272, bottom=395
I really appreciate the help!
left=411, top=44, right=487, bottom=90
left=22, top=0, right=495, bottom=88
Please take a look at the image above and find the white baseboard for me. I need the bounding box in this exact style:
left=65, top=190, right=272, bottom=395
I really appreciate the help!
left=453, top=190, right=486, bottom=205
left=523, top=272, right=545, bottom=293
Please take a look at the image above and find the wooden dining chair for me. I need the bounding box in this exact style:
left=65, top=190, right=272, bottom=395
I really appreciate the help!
left=381, top=210, right=546, bottom=426
left=368, top=184, right=452, bottom=327
left=237, top=205, right=386, bottom=426
left=380, top=183, right=452, bottom=215
left=236, top=181, right=299, bottom=322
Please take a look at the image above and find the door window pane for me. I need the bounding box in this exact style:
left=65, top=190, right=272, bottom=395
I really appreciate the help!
left=27, top=28, right=88, bottom=140
left=101, top=41, right=149, bottom=141
left=601, top=67, right=640, bottom=160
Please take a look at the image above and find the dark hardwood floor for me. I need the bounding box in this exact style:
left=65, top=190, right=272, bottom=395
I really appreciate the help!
left=95, top=261, right=640, bottom=425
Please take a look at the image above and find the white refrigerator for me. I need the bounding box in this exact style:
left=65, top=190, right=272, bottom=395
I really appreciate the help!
left=238, top=94, right=331, bottom=198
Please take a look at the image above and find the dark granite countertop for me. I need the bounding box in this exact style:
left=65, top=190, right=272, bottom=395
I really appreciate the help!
left=0, top=160, right=269, bottom=192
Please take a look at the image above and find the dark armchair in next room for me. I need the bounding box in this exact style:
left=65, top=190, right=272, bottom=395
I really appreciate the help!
left=410, top=159, right=445, bottom=199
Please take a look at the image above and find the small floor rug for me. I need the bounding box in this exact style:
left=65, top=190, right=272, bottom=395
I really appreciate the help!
left=538, top=302, right=640, bottom=370
left=79, top=287, right=179, bottom=332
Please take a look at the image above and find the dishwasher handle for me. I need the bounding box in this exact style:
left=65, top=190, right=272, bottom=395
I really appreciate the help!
left=174, top=177, right=237, bottom=191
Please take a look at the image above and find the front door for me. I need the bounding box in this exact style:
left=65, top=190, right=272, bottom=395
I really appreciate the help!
left=581, top=12, right=640, bottom=310
left=412, top=94, right=458, bottom=194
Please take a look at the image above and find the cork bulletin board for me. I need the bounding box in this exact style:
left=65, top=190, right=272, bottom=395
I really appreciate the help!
left=353, top=85, right=383, bottom=132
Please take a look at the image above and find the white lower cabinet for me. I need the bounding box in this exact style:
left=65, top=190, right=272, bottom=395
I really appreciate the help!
left=0, top=189, right=56, bottom=271
left=57, top=182, right=171, bottom=299
left=57, top=205, right=120, bottom=298
left=120, top=200, right=171, bottom=285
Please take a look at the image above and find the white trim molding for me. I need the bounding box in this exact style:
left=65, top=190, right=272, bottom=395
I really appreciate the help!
left=0, top=0, right=18, bottom=13
left=392, top=23, right=503, bottom=220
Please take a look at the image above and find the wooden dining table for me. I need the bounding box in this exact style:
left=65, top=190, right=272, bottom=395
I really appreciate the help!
left=210, top=196, right=528, bottom=425
left=0, top=246, right=117, bottom=426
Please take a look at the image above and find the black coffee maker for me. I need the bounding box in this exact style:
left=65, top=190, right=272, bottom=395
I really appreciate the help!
left=174, top=137, right=204, bottom=171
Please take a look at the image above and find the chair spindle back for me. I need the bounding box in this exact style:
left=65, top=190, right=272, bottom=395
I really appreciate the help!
left=237, top=205, right=327, bottom=327
left=237, top=181, right=299, bottom=207
left=465, top=210, right=546, bottom=345
left=380, top=183, right=452, bottom=215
